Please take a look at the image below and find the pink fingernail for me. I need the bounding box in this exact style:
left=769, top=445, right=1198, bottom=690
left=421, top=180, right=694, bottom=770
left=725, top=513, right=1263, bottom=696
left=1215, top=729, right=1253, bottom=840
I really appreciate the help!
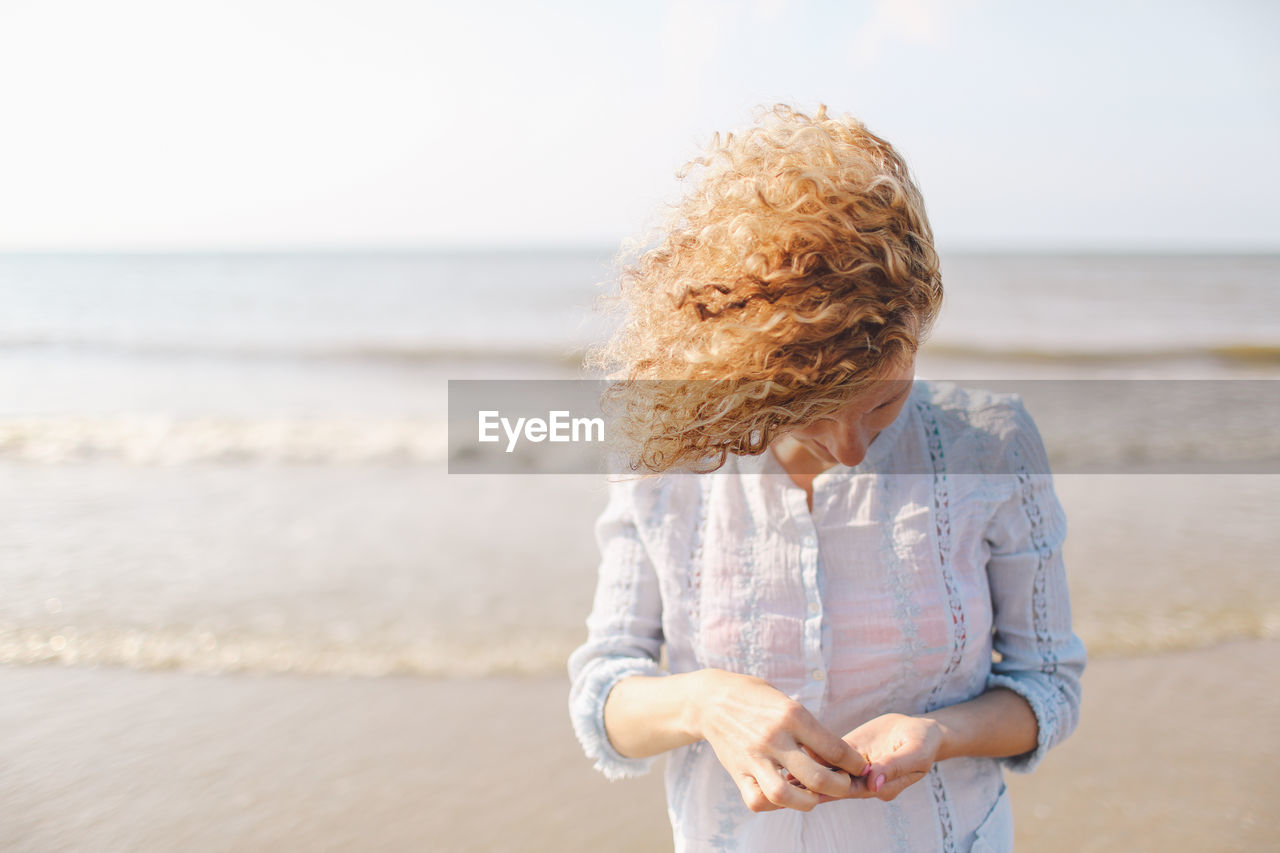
left=874, top=774, right=886, bottom=792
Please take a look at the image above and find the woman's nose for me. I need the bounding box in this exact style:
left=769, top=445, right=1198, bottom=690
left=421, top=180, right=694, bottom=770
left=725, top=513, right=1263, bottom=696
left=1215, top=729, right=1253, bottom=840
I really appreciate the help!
left=820, top=416, right=872, bottom=465
left=832, top=433, right=869, bottom=466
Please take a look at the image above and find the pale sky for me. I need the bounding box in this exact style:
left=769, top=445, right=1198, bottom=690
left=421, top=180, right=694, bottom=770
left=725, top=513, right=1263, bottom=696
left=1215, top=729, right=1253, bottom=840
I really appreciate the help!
left=0, top=0, right=1276, bottom=251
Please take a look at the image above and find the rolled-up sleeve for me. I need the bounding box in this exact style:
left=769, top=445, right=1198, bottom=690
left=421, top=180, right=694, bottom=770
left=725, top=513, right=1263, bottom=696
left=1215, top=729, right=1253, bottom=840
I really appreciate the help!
left=982, top=398, right=1087, bottom=774
left=567, top=476, right=668, bottom=780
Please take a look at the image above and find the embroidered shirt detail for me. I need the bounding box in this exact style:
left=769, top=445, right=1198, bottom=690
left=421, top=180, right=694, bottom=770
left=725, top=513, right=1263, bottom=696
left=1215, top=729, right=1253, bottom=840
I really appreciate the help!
left=1015, top=448, right=1060, bottom=678
left=919, top=399, right=968, bottom=715
left=929, top=764, right=959, bottom=853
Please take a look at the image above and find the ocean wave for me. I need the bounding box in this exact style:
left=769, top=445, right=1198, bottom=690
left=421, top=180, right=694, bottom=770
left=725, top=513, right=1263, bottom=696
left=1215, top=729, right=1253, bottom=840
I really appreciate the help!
left=923, top=342, right=1280, bottom=364
left=5, top=334, right=1280, bottom=366
left=0, top=624, right=585, bottom=678
left=0, top=415, right=449, bottom=464
left=1073, top=606, right=1280, bottom=657
left=0, top=335, right=587, bottom=366
left=2, top=610, right=1276, bottom=678
left=6, top=407, right=1278, bottom=470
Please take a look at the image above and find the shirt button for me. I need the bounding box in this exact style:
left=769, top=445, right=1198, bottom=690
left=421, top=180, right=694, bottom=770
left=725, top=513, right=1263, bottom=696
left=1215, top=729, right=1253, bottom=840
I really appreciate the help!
left=808, top=602, right=820, bottom=615
left=811, top=669, right=825, bottom=681
left=803, top=535, right=816, bottom=548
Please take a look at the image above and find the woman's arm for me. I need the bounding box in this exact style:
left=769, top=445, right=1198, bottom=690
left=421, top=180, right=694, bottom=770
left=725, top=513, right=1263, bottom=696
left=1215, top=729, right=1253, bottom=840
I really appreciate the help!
left=926, top=686, right=1039, bottom=762
left=567, top=478, right=669, bottom=781
left=980, top=396, right=1087, bottom=773
left=601, top=671, right=703, bottom=758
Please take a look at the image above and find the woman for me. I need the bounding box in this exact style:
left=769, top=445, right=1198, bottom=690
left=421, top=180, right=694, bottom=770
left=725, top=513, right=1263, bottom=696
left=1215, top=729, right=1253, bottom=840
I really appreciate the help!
left=568, top=104, right=1086, bottom=852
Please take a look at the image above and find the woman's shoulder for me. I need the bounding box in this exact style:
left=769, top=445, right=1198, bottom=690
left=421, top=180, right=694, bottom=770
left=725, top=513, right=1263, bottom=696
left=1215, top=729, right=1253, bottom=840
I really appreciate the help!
left=601, top=470, right=706, bottom=531
left=915, top=379, right=1034, bottom=431
left=912, top=379, right=1049, bottom=475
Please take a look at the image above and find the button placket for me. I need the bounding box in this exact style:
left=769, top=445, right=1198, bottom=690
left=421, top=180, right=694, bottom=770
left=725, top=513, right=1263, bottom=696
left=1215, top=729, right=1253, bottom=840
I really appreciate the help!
left=793, top=487, right=826, bottom=706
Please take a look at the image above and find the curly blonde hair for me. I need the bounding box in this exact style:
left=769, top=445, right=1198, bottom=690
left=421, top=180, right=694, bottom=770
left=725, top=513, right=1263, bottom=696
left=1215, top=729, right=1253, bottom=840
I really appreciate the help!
left=589, top=104, right=942, bottom=474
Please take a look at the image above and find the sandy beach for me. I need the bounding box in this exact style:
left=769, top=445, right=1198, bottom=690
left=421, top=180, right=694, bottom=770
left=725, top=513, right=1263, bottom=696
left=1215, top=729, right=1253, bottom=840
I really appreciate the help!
left=1, top=640, right=1276, bottom=852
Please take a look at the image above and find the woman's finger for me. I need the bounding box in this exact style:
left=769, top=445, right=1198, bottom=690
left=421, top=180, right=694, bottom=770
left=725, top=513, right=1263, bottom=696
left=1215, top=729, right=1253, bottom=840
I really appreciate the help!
left=871, top=769, right=927, bottom=801
left=779, top=748, right=858, bottom=798
left=864, top=735, right=931, bottom=798
left=862, top=746, right=928, bottom=800
left=788, top=713, right=870, bottom=777
left=732, top=772, right=784, bottom=813
left=751, top=763, right=821, bottom=812
left=800, top=742, right=872, bottom=778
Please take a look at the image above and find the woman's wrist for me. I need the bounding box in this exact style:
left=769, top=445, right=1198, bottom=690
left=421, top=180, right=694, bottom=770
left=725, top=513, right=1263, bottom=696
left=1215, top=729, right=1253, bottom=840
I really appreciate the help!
left=914, top=714, right=955, bottom=762
left=679, top=668, right=729, bottom=743
left=912, top=707, right=980, bottom=764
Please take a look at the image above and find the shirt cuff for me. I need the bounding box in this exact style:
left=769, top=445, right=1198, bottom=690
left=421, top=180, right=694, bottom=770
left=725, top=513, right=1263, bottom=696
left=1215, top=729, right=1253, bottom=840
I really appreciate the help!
left=569, top=656, right=668, bottom=780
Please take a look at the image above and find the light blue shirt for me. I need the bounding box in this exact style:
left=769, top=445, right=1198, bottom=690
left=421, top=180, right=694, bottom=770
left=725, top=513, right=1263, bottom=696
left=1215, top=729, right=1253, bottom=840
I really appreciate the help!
left=568, top=380, right=1087, bottom=852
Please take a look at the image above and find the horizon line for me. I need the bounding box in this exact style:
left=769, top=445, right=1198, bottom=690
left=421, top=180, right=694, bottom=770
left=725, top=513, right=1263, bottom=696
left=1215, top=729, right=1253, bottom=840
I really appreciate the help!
left=1, top=243, right=1279, bottom=257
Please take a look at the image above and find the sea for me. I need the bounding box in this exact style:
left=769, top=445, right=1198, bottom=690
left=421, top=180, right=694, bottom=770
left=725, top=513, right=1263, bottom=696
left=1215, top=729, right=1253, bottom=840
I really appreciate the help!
left=2, top=251, right=1278, bottom=678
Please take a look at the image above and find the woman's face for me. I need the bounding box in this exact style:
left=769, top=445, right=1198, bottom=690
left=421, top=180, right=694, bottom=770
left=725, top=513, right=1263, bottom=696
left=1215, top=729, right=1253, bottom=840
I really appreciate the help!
left=783, top=356, right=916, bottom=469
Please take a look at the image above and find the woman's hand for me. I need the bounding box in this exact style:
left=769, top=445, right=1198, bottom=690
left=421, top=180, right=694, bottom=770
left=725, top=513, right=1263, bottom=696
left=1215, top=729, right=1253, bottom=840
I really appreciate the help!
left=690, top=669, right=870, bottom=812
left=838, top=713, right=943, bottom=802
left=830, top=689, right=1039, bottom=802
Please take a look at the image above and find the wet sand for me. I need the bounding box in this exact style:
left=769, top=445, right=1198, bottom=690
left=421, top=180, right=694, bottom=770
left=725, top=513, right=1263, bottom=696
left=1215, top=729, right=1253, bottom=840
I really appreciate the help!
left=1, top=641, right=1276, bottom=852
